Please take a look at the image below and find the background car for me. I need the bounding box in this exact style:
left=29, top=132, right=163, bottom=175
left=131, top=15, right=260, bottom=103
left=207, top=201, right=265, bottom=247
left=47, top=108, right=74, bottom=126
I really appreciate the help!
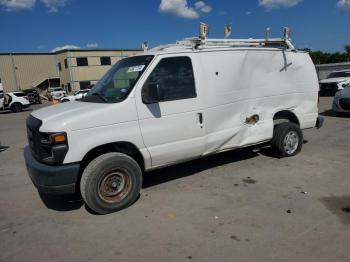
left=23, top=89, right=42, bottom=104
left=60, top=89, right=90, bottom=102
left=47, top=87, right=66, bottom=101
left=0, top=91, right=4, bottom=110
left=319, top=70, right=350, bottom=96
left=0, top=92, right=30, bottom=113
left=332, top=84, right=350, bottom=114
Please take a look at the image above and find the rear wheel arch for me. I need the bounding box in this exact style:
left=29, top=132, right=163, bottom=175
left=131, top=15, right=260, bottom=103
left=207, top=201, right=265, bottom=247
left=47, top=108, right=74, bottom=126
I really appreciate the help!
left=273, top=110, right=300, bottom=126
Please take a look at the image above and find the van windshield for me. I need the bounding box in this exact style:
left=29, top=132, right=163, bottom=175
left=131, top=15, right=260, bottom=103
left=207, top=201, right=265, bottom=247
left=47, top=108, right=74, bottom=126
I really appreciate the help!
left=81, top=55, right=154, bottom=103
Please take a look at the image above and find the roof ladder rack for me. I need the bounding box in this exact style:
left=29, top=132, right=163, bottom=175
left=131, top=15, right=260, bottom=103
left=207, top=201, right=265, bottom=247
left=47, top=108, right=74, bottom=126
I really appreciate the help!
left=177, top=37, right=295, bottom=50
left=176, top=25, right=295, bottom=50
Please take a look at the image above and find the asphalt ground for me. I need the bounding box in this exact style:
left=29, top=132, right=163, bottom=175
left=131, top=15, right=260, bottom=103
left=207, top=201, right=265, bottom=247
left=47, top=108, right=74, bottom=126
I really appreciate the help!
left=0, top=97, right=349, bottom=262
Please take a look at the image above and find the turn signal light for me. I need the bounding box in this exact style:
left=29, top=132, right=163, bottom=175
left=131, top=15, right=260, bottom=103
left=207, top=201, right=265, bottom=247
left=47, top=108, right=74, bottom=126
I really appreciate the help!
left=48, top=133, right=66, bottom=143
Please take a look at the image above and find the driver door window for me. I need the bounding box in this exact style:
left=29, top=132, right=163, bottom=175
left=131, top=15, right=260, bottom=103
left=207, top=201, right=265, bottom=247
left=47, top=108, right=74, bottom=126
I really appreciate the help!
left=143, top=57, right=196, bottom=102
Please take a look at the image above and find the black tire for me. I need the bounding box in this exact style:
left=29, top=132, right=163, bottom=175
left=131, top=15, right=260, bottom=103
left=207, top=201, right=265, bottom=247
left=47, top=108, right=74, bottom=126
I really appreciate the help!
left=11, top=103, right=22, bottom=113
left=80, top=152, right=142, bottom=214
left=271, top=122, right=303, bottom=157
left=61, top=99, right=69, bottom=103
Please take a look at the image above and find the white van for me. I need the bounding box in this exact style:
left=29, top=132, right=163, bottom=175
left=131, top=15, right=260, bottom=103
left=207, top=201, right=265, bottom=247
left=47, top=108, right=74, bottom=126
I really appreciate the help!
left=24, top=34, right=323, bottom=214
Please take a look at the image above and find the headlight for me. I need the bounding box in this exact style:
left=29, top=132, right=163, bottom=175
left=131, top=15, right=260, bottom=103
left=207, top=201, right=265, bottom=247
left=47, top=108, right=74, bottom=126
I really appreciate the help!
left=339, top=80, right=349, bottom=87
left=39, top=132, right=68, bottom=165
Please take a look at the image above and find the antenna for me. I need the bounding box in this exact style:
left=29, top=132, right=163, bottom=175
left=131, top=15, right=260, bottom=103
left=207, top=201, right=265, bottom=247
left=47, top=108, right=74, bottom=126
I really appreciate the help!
left=265, top=27, right=271, bottom=41
left=199, top=22, right=209, bottom=39
left=141, top=41, right=149, bottom=51
left=224, top=24, right=232, bottom=38
left=283, top=27, right=291, bottom=40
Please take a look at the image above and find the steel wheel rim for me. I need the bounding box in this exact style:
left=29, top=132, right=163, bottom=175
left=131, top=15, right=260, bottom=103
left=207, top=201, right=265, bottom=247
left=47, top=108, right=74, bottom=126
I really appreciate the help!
left=98, top=169, right=132, bottom=203
left=283, top=131, right=299, bottom=155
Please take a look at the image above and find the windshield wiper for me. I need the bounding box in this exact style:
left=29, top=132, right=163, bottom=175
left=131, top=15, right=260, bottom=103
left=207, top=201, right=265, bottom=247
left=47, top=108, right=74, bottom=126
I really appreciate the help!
left=91, top=92, right=108, bottom=102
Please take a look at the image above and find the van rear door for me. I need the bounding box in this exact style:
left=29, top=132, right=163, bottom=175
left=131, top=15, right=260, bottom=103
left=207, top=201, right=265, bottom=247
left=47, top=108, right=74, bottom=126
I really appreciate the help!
left=135, top=55, right=205, bottom=168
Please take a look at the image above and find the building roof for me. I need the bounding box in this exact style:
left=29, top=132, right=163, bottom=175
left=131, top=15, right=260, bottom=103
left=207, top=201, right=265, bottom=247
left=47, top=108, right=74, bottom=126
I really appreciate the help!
left=0, top=48, right=142, bottom=56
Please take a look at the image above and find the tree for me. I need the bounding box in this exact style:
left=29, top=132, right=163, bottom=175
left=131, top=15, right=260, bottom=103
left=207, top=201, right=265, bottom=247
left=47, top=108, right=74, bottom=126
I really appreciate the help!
left=345, top=45, right=350, bottom=55
left=308, top=45, right=350, bottom=64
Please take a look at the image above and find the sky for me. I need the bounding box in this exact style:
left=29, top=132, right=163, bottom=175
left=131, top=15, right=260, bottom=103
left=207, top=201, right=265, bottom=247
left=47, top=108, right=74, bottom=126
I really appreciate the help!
left=0, top=0, right=349, bottom=53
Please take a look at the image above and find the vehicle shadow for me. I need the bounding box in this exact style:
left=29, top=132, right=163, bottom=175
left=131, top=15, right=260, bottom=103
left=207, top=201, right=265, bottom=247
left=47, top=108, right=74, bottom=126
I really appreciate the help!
left=143, top=146, right=261, bottom=188
left=320, top=109, right=350, bottom=118
left=0, top=108, right=33, bottom=114
left=38, top=192, right=84, bottom=212
left=37, top=144, right=279, bottom=213
left=0, top=145, right=10, bottom=152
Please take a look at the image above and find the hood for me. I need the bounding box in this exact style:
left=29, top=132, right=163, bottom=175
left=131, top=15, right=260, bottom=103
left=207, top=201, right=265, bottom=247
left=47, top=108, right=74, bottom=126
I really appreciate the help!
left=339, top=87, right=350, bottom=98
left=64, top=95, right=75, bottom=100
left=320, top=77, right=350, bottom=84
left=31, top=99, right=137, bottom=132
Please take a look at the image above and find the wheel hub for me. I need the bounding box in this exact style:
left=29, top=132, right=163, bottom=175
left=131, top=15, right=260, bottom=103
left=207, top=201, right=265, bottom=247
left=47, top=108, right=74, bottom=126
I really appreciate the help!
left=283, top=131, right=299, bottom=155
left=98, top=170, right=131, bottom=203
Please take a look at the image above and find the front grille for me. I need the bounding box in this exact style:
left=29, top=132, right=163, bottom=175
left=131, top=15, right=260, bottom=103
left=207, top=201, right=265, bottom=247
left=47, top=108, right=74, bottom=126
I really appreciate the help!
left=339, top=98, right=350, bottom=110
left=26, top=115, right=43, bottom=161
left=320, top=83, right=338, bottom=92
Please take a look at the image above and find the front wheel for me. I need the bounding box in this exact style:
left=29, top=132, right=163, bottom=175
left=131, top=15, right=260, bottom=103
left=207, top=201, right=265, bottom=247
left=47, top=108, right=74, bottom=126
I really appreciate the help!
left=271, top=122, right=303, bottom=157
left=11, top=103, right=22, bottom=113
left=80, top=152, right=142, bottom=214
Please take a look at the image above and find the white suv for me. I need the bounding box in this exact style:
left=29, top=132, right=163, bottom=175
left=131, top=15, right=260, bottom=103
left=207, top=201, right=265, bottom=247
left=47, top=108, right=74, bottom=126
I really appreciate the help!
left=24, top=35, right=323, bottom=214
left=60, top=89, right=91, bottom=102
left=47, top=87, right=66, bottom=101
left=0, top=92, right=30, bottom=113
left=319, top=70, right=350, bottom=96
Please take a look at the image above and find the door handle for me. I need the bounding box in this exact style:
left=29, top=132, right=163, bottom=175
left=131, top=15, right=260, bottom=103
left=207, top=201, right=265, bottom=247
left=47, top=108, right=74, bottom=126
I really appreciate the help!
left=197, top=112, right=203, bottom=128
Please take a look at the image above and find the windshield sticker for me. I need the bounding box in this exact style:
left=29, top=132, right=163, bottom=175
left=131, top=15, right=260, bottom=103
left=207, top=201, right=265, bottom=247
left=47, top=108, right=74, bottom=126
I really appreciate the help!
left=127, top=65, right=145, bottom=73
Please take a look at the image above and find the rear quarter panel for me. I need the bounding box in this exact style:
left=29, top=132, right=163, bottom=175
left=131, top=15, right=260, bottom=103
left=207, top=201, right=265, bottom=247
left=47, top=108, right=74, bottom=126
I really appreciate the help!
left=199, top=49, right=318, bottom=154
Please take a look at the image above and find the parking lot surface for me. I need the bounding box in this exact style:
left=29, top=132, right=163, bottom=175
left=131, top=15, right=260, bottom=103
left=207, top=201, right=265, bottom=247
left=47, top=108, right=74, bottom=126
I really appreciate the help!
left=0, top=97, right=350, bottom=262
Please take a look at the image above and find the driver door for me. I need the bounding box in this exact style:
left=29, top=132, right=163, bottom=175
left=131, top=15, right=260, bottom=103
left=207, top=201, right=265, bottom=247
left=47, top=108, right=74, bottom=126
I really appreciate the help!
left=135, top=55, right=205, bottom=168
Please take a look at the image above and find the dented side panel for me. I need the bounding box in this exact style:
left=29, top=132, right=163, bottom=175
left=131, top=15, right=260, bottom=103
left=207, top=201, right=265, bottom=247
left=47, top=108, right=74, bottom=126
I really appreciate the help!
left=199, top=49, right=318, bottom=155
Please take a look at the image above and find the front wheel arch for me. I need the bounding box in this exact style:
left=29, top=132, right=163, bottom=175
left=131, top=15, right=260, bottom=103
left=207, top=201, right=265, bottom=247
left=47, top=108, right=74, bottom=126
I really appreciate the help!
left=80, top=142, right=145, bottom=174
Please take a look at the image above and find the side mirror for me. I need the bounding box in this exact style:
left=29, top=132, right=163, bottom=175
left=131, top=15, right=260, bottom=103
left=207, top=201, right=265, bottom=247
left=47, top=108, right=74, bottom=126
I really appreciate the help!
left=142, top=83, right=163, bottom=104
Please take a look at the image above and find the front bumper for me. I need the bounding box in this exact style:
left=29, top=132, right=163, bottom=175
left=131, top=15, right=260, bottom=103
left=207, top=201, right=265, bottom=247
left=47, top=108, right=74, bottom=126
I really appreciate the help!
left=24, top=146, right=80, bottom=195
left=333, top=98, right=350, bottom=113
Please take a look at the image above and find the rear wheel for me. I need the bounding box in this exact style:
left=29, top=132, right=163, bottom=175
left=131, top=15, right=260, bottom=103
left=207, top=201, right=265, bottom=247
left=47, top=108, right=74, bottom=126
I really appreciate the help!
left=11, top=103, right=22, bottom=113
left=271, top=122, right=303, bottom=157
left=61, top=99, right=70, bottom=103
left=80, top=152, right=142, bottom=214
